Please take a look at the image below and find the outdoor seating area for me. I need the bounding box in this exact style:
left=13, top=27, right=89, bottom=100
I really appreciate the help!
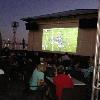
left=0, top=47, right=94, bottom=100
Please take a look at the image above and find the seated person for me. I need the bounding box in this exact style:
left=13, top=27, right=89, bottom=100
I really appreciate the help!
left=61, top=53, right=71, bottom=66
left=70, top=62, right=85, bottom=82
left=29, top=63, right=46, bottom=91
left=82, top=57, right=94, bottom=78
left=53, top=65, right=73, bottom=100
left=45, top=63, right=56, bottom=77
left=0, top=69, right=4, bottom=75
left=29, top=63, right=47, bottom=100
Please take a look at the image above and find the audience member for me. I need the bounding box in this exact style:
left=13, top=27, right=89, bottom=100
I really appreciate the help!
left=29, top=63, right=46, bottom=90
left=81, top=57, right=94, bottom=82
left=33, top=51, right=40, bottom=66
left=61, top=53, right=71, bottom=70
left=0, top=69, right=4, bottom=75
left=70, top=62, right=85, bottom=82
left=29, top=63, right=47, bottom=100
left=53, top=65, right=73, bottom=100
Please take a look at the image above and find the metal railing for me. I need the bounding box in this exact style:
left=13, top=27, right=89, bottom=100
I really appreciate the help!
left=91, top=2, right=100, bottom=100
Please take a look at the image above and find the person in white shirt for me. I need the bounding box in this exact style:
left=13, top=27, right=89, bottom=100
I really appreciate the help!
left=0, top=69, right=4, bottom=75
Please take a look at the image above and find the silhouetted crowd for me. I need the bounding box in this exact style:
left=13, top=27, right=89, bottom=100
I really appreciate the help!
left=0, top=47, right=94, bottom=100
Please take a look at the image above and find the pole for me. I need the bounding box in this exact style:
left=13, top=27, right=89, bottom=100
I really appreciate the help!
left=91, top=1, right=100, bottom=100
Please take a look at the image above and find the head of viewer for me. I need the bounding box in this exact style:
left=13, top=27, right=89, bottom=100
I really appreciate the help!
left=56, top=65, right=65, bottom=74
left=37, top=63, right=46, bottom=72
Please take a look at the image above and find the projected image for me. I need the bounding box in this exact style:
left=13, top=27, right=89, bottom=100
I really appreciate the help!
left=42, top=27, right=78, bottom=53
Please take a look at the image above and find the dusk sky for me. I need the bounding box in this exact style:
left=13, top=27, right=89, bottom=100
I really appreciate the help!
left=0, top=0, right=98, bottom=42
